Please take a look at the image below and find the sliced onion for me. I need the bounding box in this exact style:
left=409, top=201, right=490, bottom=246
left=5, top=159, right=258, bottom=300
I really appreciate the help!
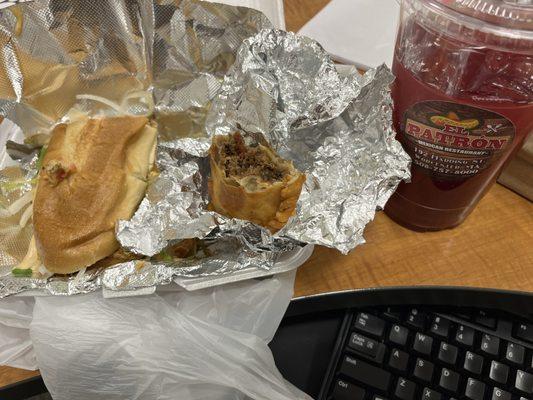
left=72, top=267, right=87, bottom=284
left=121, top=90, right=155, bottom=115
left=18, top=204, right=33, bottom=227
left=0, top=191, right=33, bottom=217
left=0, top=225, right=22, bottom=235
left=37, top=264, right=53, bottom=278
left=76, top=94, right=124, bottom=114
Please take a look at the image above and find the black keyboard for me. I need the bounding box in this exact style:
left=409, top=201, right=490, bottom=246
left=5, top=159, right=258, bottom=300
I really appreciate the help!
left=270, top=287, right=533, bottom=400
left=326, top=307, right=533, bottom=400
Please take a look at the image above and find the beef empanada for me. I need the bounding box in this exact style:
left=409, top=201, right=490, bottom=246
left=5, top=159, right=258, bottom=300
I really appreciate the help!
left=208, top=132, right=305, bottom=232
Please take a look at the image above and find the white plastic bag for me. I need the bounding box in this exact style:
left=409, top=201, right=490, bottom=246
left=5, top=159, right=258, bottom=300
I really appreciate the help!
left=0, top=296, right=37, bottom=370
left=0, top=272, right=312, bottom=400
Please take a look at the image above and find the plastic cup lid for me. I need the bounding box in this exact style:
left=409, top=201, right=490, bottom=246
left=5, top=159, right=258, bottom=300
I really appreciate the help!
left=436, top=0, right=533, bottom=30
left=404, top=0, right=533, bottom=52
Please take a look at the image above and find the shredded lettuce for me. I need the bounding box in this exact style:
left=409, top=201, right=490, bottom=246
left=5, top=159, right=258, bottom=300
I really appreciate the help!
left=35, top=145, right=47, bottom=171
left=11, top=268, right=33, bottom=277
left=0, top=145, right=45, bottom=197
left=0, top=178, right=37, bottom=193
left=155, top=250, right=173, bottom=262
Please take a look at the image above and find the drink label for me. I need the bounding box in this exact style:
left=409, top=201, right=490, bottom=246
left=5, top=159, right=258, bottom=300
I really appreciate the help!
left=401, top=101, right=515, bottom=178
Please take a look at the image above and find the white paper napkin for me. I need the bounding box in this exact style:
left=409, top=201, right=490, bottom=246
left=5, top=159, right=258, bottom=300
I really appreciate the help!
left=207, top=0, right=285, bottom=29
left=299, top=0, right=400, bottom=69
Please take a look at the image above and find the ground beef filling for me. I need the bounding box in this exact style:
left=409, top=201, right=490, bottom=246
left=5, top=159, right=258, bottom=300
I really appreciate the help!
left=221, top=133, right=285, bottom=182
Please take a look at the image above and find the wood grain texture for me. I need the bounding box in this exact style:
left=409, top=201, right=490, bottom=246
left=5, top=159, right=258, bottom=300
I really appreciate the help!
left=0, top=367, right=40, bottom=388
left=295, top=184, right=533, bottom=297
left=2, top=0, right=532, bottom=390
left=283, top=0, right=330, bottom=32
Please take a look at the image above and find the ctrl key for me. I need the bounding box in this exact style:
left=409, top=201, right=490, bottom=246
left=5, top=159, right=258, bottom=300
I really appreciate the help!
left=331, top=379, right=365, bottom=400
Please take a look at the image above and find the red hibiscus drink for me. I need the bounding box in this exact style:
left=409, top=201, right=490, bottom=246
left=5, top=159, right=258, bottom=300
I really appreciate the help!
left=385, top=0, right=533, bottom=231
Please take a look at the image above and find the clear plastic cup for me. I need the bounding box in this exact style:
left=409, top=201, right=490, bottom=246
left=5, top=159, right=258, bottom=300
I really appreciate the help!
left=385, top=0, right=533, bottom=231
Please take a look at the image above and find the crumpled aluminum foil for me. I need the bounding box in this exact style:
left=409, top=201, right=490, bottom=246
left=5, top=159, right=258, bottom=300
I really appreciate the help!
left=0, top=0, right=310, bottom=298
left=117, top=30, right=411, bottom=256
left=0, top=0, right=410, bottom=298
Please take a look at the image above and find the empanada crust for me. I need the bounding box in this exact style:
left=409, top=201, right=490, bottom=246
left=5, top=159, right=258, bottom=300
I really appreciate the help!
left=208, top=133, right=305, bottom=233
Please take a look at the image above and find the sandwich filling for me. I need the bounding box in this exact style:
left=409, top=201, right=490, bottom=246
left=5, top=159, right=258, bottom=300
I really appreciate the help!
left=218, top=132, right=288, bottom=183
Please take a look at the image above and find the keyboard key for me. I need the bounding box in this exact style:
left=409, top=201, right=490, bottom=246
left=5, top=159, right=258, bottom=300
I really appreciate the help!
left=331, top=379, right=365, bottom=400
left=505, top=342, right=525, bottom=365
left=464, top=351, right=484, bottom=375
left=465, top=378, right=485, bottom=400
left=389, top=348, right=409, bottom=372
left=489, top=360, right=509, bottom=384
left=373, top=396, right=388, bottom=400
left=453, top=311, right=472, bottom=321
left=439, top=368, right=460, bottom=392
left=491, top=387, right=511, bottom=400
left=389, top=324, right=409, bottom=346
left=354, top=313, right=386, bottom=338
left=406, top=309, right=426, bottom=331
left=348, top=332, right=385, bottom=362
left=515, top=322, right=533, bottom=343
left=413, top=333, right=433, bottom=355
left=382, top=307, right=402, bottom=322
left=474, top=310, right=497, bottom=329
left=413, top=358, right=434, bottom=382
left=430, top=316, right=450, bottom=338
left=395, top=377, right=416, bottom=400
left=438, top=342, right=458, bottom=364
left=480, top=334, right=500, bottom=356
left=340, top=355, right=391, bottom=392
left=515, top=369, right=533, bottom=394
left=455, top=324, right=475, bottom=346
left=422, top=387, right=441, bottom=400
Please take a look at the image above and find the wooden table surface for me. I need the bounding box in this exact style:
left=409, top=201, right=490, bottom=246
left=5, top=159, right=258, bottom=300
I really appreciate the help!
left=1, top=0, right=532, bottom=390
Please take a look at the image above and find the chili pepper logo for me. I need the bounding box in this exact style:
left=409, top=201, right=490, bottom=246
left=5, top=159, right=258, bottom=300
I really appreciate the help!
left=430, top=112, right=479, bottom=131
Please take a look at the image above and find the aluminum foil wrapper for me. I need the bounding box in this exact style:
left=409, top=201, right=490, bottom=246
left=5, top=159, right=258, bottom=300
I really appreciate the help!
left=0, top=0, right=410, bottom=298
left=117, top=30, right=411, bottom=256
left=0, top=0, right=312, bottom=298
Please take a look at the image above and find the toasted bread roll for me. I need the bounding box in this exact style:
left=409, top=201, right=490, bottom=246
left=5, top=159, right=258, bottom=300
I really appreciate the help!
left=32, top=115, right=157, bottom=274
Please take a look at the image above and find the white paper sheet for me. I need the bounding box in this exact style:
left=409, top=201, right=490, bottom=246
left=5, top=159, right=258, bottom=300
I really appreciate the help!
left=208, top=0, right=285, bottom=29
left=299, top=0, right=400, bottom=69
